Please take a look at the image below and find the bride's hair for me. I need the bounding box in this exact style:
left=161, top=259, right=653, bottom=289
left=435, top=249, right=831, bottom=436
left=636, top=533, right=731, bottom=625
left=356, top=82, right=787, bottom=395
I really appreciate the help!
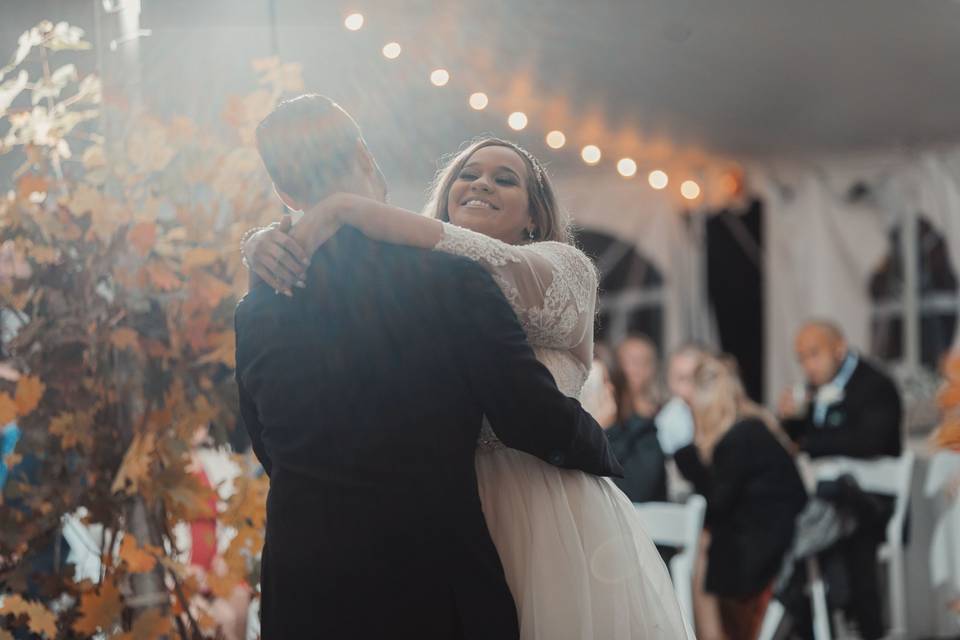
left=423, top=137, right=572, bottom=245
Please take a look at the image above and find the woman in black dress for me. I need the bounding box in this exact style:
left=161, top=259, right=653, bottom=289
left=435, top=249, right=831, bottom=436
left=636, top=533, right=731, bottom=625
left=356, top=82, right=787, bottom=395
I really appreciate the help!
left=675, top=356, right=807, bottom=640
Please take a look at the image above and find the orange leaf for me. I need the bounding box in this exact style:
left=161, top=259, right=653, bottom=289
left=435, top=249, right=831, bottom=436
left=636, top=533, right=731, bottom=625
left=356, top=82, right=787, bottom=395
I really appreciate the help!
left=939, top=381, right=960, bottom=412
left=145, top=261, right=181, bottom=291
left=935, top=416, right=960, bottom=451
left=944, top=352, right=960, bottom=381
left=111, top=431, right=156, bottom=494
left=119, top=534, right=159, bottom=574
left=114, top=608, right=173, bottom=640
left=182, top=247, right=220, bottom=271
left=73, top=579, right=123, bottom=636
left=14, top=375, right=44, bottom=417
left=197, top=331, right=236, bottom=368
left=28, top=244, right=59, bottom=265
left=16, top=174, right=48, bottom=200
left=189, top=272, right=232, bottom=308
left=0, top=594, right=58, bottom=638
left=128, top=222, right=157, bottom=257
left=110, top=327, right=140, bottom=352
left=49, top=411, right=94, bottom=450
left=0, top=392, right=17, bottom=425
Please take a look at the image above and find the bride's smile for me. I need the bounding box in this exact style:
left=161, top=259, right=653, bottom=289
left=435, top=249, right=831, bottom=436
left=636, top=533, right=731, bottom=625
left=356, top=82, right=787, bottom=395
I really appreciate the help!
left=447, top=145, right=535, bottom=244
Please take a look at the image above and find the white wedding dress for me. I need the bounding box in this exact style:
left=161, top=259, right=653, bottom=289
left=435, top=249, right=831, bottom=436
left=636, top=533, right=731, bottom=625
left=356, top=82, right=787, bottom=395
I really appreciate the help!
left=435, top=223, right=691, bottom=640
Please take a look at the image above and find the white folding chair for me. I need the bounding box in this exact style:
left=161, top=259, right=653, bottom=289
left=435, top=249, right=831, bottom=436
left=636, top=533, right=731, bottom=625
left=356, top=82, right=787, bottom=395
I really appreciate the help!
left=811, top=451, right=916, bottom=639
left=634, top=494, right=706, bottom=637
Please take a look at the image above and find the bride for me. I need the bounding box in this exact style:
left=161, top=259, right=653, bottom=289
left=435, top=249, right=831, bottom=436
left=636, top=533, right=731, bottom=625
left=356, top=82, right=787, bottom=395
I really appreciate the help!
left=243, top=137, right=691, bottom=639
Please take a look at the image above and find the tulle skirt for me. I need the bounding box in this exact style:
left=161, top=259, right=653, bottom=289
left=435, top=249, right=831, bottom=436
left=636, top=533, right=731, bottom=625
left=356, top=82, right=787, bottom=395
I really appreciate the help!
left=476, top=446, right=692, bottom=640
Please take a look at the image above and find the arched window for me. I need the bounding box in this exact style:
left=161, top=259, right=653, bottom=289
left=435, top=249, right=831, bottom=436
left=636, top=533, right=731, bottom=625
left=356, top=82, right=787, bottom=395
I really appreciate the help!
left=577, top=230, right=665, bottom=349
left=869, top=215, right=958, bottom=369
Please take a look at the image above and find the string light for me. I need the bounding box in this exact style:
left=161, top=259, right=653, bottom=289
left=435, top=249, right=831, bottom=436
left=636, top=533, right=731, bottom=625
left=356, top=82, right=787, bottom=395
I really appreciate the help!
left=341, top=11, right=727, bottom=197
left=581, top=145, right=601, bottom=165
left=344, top=13, right=364, bottom=31
left=469, top=92, right=489, bottom=110
left=382, top=42, right=402, bottom=59
left=617, top=158, right=637, bottom=178
left=508, top=112, right=528, bottom=131
left=545, top=130, right=566, bottom=149
left=681, top=180, right=701, bottom=200
left=648, top=170, right=669, bottom=190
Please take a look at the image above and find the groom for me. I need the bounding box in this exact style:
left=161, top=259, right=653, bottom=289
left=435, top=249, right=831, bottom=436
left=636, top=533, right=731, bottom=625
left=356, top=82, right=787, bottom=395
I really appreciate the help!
left=234, top=94, right=623, bottom=639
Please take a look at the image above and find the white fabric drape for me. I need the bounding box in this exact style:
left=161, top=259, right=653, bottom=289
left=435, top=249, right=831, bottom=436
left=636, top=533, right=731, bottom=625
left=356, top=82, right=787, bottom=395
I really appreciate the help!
left=752, top=146, right=960, bottom=404
left=552, top=173, right=714, bottom=352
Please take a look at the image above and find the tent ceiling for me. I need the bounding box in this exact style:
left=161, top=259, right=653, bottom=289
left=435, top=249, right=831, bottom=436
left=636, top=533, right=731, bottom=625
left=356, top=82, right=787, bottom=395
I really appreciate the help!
left=4, top=0, right=960, bottom=173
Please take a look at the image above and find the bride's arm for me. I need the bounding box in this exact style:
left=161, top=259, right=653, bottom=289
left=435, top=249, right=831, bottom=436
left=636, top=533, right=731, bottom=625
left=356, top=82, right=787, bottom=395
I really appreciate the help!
left=247, top=193, right=598, bottom=364
left=297, top=193, right=585, bottom=316
left=293, top=192, right=443, bottom=254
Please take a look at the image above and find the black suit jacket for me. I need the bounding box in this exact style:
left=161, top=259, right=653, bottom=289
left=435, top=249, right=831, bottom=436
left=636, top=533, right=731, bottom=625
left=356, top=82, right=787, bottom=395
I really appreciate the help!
left=606, top=415, right=667, bottom=503
left=234, top=229, right=622, bottom=640
left=675, top=419, right=808, bottom=597
left=782, top=357, right=903, bottom=459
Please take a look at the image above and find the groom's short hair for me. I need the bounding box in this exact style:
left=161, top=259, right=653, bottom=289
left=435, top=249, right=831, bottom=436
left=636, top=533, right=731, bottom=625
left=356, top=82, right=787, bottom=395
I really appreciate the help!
left=255, top=94, right=363, bottom=205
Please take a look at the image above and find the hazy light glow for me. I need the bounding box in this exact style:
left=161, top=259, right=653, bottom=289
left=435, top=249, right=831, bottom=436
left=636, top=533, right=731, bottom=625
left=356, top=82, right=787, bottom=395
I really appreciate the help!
left=430, top=69, right=450, bottom=86
left=344, top=13, right=364, bottom=31
left=648, top=170, right=669, bottom=190
left=545, top=130, right=566, bottom=149
left=382, top=42, right=402, bottom=59
left=581, top=145, right=602, bottom=165
left=508, top=112, right=528, bottom=131
left=681, top=180, right=702, bottom=200
left=469, top=92, right=489, bottom=110
left=617, top=158, right=638, bottom=178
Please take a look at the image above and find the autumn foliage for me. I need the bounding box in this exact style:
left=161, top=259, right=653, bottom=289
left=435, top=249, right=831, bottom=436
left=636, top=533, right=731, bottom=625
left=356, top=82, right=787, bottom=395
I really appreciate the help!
left=934, top=351, right=960, bottom=451
left=0, top=21, right=298, bottom=638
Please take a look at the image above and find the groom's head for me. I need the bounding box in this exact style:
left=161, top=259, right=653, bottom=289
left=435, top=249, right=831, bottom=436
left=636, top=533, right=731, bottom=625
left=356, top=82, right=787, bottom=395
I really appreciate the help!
left=255, top=94, right=387, bottom=211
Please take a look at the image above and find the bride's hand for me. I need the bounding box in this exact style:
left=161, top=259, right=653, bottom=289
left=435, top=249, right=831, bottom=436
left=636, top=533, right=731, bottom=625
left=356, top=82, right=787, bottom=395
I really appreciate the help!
left=242, top=215, right=310, bottom=295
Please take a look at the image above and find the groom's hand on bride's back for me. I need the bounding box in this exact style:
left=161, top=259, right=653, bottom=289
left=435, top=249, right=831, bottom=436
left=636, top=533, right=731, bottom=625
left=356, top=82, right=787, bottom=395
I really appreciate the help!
left=242, top=215, right=310, bottom=296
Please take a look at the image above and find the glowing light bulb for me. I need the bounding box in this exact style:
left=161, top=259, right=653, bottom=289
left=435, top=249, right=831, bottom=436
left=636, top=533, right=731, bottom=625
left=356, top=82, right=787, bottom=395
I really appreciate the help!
left=545, top=130, right=566, bottom=149
left=581, top=145, right=601, bottom=165
left=508, top=112, right=528, bottom=131
left=648, top=170, right=669, bottom=190
left=681, top=180, right=701, bottom=200
left=344, top=13, right=364, bottom=31
left=430, top=69, right=450, bottom=86
left=382, top=42, right=402, bottom=59
left=617, top=158, right=638, bottom=178
left=469, top=92, right=489, bottom=110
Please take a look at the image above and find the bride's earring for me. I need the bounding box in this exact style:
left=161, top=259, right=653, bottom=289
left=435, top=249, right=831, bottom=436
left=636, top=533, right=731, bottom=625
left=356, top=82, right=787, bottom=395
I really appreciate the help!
left=527, top=227, right=536, bottom=241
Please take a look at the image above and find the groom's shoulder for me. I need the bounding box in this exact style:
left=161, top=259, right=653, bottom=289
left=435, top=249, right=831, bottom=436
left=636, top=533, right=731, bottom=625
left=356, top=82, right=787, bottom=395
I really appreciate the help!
left=382, top=241, right=492, bottom=288
left=234, top=284, right=287, bottom=341
left=235, top=284, right=272, bottom=319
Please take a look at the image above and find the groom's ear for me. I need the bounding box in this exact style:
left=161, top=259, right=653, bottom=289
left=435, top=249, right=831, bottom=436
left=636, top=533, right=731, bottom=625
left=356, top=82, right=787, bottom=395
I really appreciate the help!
left=354, top=139, right=376, bottom=177
left=354, top=139, right=387, bottom=200
left=273, top=185, right=304, bottom=212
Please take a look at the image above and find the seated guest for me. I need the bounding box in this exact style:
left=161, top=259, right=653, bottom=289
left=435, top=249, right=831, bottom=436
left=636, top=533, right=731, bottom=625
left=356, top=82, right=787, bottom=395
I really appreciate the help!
left=777, top=320, right=902, bottom=459
left=655, top=343, right=705, bottom=456
left=615, top=333, right=663, bottom=420
left=776, top=320, right=903, bottom=639
left=676, top=356, right=807, bottom=640
left=587, top=349, right=667, bottom=503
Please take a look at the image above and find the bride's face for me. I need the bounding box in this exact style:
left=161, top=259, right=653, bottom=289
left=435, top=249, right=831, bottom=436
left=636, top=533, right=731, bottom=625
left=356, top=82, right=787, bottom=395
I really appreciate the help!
left=446, top=146, right=534, bottom=245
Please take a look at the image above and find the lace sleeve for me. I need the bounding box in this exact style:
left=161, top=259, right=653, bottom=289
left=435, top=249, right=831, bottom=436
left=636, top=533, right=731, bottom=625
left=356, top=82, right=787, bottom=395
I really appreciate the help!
left=434, top=222, right=598, bottom=368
